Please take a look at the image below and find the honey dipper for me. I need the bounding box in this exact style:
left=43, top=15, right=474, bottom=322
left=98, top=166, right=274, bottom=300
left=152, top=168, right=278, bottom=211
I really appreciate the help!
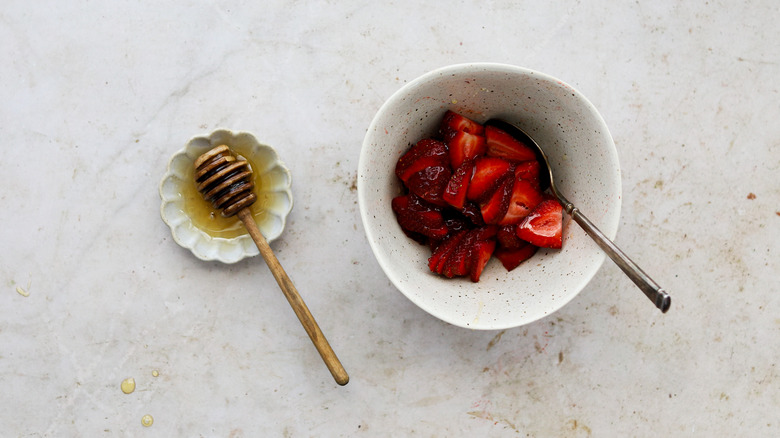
left=194, top=145, right=349, bottom=386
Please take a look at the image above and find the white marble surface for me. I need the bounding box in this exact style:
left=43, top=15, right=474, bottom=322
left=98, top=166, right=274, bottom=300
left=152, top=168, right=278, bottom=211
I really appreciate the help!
left=1, top=1, right=778, bottom=436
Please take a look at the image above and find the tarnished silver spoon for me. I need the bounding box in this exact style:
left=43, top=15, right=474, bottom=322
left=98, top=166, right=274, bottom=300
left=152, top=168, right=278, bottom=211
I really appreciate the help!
left=486, top=119, right=671, bottom=313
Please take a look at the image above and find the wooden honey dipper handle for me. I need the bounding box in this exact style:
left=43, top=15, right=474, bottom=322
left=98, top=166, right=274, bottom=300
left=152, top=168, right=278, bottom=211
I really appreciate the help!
left=236, top=208, right=349, bottom=386
left=194, top=145, right=348, bottom=386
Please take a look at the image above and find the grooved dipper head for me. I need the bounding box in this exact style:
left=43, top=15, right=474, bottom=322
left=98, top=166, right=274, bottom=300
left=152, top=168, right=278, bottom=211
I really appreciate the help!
left=194, top=145, right=257, bottom=217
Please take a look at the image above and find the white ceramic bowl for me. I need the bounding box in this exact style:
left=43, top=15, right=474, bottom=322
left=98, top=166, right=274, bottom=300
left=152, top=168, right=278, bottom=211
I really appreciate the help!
left=160, top=129, right=293, bottom=264
left=358, top=63, right=621, bottom=330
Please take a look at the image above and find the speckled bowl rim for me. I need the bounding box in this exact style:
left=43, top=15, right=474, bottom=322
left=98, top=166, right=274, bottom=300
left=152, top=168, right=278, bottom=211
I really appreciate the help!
left=358, top=62, right=621, bottom=330
left=159, top=129, right=293, bottom=264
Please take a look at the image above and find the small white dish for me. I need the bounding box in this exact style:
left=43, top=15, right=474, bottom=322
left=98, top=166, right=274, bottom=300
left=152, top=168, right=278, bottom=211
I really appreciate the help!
left=358, top=63, right=622, bottom=329
left=159, top=129, right=293, bottom=264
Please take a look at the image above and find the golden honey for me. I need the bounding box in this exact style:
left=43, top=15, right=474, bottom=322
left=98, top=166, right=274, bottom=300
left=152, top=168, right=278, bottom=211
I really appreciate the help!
left=180, top=147, right=271, bottom=239
left=120, top=377, right=136, bottom=394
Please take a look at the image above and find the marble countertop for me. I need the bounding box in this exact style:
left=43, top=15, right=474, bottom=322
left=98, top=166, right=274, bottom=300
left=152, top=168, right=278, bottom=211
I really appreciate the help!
left=2, top=1, right=778, bottom=436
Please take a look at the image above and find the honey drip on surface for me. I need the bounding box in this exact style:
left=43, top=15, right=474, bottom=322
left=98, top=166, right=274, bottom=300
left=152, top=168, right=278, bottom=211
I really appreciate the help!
left=181, top=147, right=271, bottom=239
left=120, top=377, right=136, bottom=394
left=141, top=414, right=154, bottom=427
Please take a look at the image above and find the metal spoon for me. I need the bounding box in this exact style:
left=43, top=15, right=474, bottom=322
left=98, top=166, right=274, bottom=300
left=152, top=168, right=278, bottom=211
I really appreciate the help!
left=486, top=119, right=671, bottom=313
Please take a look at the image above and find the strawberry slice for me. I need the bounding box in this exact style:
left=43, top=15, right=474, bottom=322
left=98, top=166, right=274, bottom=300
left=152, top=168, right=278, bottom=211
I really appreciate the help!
left=439, top=110, right=485, bottom=141
left=395, top=139, right=449, bottom=182
left=466, top=156, right=514, bottom=202
left=406, top=165, right=452, bottom=206
left=442, top=160, right=474, bottom=210
left=445, top=225, right=500, bottom=278
left=447, top=130, right=487, bottom=169
left=443, top=230, right=478, bottom=278
left=494, top=242, right=538, bottom=271
left=479, top=174, right=514, bottom=224
left=485, top=125, right=537, bottom=162
left=391, top=194, right=449, bottom=241
left=470, top=238, right=496, bottom=282
left=513, top=160, right=541, bottom=187
left=498, top=178, right=544, bottom=225
left=516, top=199, right=564, bottom=248
left=428, top=230, right=468, bottom=274
left=430, top=226, right=498, bottom=280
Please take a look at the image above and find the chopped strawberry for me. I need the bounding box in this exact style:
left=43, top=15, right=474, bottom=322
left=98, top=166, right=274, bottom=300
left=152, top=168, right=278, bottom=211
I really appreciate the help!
left=442, top=215, right=470, bottom=235
left=430, top=226, right=499, bottom=280
left=391, top=194, right=449, bottom=241
left=494, top=242, right=538, bottom=271
left=406, top=165, right=452, bottom=206
left=392, top=111, right=565, bottom=283
left=461, top=201, right=485, bottom=226
left=466, top=156, right=514, bottom=202
left=443, top=230, right=478, bottom=278
left=428, top=230, right=468, bottom=274
left=439, top=110, right=485, bottom=141
left=479, top=174, right=514, bottom=224
left=485, top=125, right=537, bottom=162
left=496, top=224, right=526, bottom=249
left=395, top=139, right=449, bottom=182
left=498, top=178, right=545, bottom=225
left=442, top=160, right=474, bottom=210
left=447, top=131, right=486, bottom=169
left=470, top=238, right=496, bottom=282
left=514, top=160, right=541, bottom=185
left=516, top=199, right=564, bottom=248
left=473, top=224, right=498, bottom=241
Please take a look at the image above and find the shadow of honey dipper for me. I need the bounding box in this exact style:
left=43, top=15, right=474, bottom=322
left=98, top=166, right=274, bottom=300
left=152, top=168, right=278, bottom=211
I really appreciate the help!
left=194, top=145, right=349, bottom=386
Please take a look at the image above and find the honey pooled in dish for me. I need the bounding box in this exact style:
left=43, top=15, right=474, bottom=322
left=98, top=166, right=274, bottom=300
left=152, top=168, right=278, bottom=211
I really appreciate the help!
left=179, top=146, right=272, bottom=239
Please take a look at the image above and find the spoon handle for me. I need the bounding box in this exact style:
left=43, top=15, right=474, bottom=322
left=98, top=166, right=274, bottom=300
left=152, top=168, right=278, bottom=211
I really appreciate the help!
left=237, top=208, right=350, bottom=385
left=566, top=205, right=671, bottom=313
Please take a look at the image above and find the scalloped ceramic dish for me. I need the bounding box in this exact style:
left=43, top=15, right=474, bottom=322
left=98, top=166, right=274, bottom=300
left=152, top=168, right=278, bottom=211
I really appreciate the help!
left=160, top=129, right=293, bottom=263
left=358, top=63, right=622, bottom=330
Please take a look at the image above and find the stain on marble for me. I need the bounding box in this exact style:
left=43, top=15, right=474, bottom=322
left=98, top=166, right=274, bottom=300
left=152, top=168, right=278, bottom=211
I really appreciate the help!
left=350, top=174, right=358, bottom=193
left=486, top=330, right=505, bottom=351
left=328, top=160, right=359, bottom=206
left=534, top=331, right=553, bottom=354
left=467, top=398, right=519, bottom=432
left=566, top=419, right=592, bottom=436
